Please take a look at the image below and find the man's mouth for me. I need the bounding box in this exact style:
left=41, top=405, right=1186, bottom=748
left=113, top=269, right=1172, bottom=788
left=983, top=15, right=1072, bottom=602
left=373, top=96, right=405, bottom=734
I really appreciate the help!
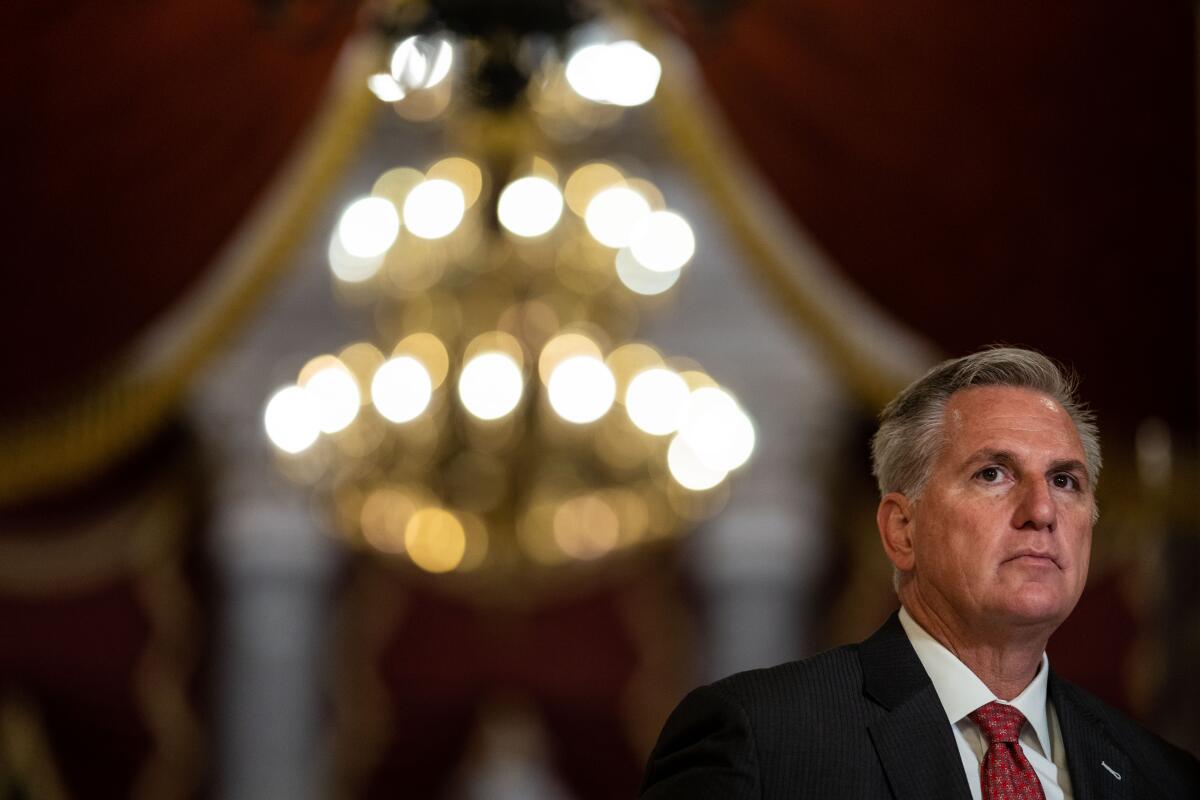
left=1006, top=551, right=1060, bottom=568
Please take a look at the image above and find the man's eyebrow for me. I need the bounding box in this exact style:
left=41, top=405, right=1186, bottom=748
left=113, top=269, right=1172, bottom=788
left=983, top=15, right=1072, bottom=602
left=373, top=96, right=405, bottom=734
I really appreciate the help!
left=962, top=448, right=1019, bottom=469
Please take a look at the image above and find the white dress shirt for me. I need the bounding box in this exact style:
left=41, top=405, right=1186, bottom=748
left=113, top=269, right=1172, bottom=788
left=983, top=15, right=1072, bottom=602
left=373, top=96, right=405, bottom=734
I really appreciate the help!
left=898, top=607, right=1073, bottom=800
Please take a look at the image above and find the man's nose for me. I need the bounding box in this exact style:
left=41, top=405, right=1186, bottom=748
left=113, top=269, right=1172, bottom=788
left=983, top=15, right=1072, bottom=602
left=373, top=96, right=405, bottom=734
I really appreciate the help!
left=1013, top=479, right=1056, bottom=531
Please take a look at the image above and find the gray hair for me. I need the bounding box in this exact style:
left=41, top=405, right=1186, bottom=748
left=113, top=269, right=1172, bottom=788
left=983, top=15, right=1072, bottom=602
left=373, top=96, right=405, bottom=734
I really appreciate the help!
left=870, top=346, right=1102, bottom=502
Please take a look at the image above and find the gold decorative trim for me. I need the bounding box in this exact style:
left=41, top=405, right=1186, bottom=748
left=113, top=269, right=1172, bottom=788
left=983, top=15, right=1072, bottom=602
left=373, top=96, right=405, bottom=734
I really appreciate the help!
left=0, top=36, right=381, bottom=506
left=130, top=546, right=205, bottom=800
left=0, top=693, right=71, bottom=800
left=0, top=432, right=207, bottom=798
left=126, top=443, right=207, bottom=800
left=0, top=485, right=186, bottom=596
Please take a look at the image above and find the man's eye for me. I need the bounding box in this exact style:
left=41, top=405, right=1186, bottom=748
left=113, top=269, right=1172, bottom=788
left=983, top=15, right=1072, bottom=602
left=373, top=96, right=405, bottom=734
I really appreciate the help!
left=1052, top=473, right=1079, bottom=490
left=977, top=467, right=1001, bottom=482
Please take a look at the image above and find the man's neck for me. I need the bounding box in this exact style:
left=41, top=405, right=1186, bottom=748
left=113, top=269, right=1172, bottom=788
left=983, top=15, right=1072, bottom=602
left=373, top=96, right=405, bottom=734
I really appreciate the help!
left=900, top=588, right=1051, bottom=700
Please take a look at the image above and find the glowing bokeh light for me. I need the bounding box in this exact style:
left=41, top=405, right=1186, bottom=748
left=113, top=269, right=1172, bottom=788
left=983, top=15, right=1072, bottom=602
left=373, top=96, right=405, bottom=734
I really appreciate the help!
left=625, top=368, right=690, bottom=435
left=679, top=369, right=718, bottom=392
left=585, top=186, right=651, bottom=248
left=603, top=41, right=661, bottom=106
left=264, top=385, right=320, bottom=454
left=367, top=73, right=405, bottom=102
left=394, top=333, right=450, bottom=389
left=372, top=167, right=424, bottom=206
left=371, top=356, right=433, bottom=423
left=403, top=179, right=465, bottom=239
left=337, top=342, right=385, bottom=403
left=456, top=512, right=489, bottom=571
left=679, top=387, right=756, bottom=472
left=528, top=155, right=559, bottom=183
left=605, top=342, right=663, bottom=396
left=624, top=178, right=665, bottom=211
left=667, top=435, right=728, bottom=491
left=404, top=508, right=465, bottom=573
left=426, top=157, right=483, bottom=208
left=464, top=331, right=525, bottom=368
left=458, top=352, right=524, bottom=421
left=360, top=487, right=417, bottom=554
left=390, top=35, right=454, bottom=91
left=553, top=495, right=620, bottom=559
left=538, top=333, right=603, bottom=384
left=564, top=162, right=624, bottom=217
left=629, top=210, right=696, bottom=273
left=497, top=176, right=564, bottom=238
left=328, top=231, right=384, bottom=283
left=564, top=41, right=660, bottom=107
left=563, top=43, right=610, bottom=103
left=547, top=355, right=616, bottom=424
left=303, top=364, right=361, bottom=433
left=614, top=247, right=680, bottom=295
left=337, top=196, right=400, bottom=259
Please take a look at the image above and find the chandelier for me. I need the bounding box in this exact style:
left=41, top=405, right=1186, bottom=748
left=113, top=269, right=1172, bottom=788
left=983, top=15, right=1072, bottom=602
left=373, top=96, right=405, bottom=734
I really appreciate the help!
left=261, top=1, right=755, bottom=591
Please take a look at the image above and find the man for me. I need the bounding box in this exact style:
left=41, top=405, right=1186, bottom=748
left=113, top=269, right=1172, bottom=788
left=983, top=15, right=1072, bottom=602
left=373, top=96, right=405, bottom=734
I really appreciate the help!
left=641, top=347, right=1200, bottom=799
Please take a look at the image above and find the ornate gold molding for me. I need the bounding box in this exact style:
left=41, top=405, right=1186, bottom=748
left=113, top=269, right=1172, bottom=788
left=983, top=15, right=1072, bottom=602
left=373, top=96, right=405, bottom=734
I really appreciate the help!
left=0, top=692, right=71, bottom=800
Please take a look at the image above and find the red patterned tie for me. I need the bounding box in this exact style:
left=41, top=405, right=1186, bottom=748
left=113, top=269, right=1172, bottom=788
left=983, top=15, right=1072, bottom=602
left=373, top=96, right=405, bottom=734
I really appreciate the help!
left=969, top=702, right=1047, bottom=800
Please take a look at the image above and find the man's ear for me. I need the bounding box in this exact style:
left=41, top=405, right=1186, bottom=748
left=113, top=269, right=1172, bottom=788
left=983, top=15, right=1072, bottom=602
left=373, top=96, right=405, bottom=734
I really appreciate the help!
left=877, top=492, right=916, bottom=572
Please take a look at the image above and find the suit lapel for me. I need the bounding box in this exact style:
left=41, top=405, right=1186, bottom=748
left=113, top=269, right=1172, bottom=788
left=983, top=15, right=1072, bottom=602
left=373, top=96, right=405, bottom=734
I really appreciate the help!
left=1050, top=675, right=1132, bottom=800
left=861, top=612, right=972, bottom=800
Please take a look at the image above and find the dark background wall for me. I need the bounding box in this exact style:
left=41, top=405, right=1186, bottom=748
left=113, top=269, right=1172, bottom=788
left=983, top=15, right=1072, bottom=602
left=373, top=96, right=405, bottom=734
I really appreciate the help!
left=677, top=0, right=1197, bottom=441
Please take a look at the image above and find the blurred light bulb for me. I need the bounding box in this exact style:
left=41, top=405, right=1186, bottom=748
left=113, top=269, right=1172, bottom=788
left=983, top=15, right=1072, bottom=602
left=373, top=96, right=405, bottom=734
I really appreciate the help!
left=264, top=385, right=320, bottom=454
left=404, top=507, right=465, bottom=573
left=328, top=230, right=384, bottom=283
left=459, top=352, right=523, bottom=420
left=563, top=43, right=609, bottom=103
left=337, top=196, right=400, bottom=258
left=603, top=41, right=661, bottom=106
left=548, top=355, right=616, bottom=424
left=304, top=365, right=361, bottom=433
left=427, top=157, right=483, bottom=208
left=497, top=176, right=564, bottom=238
left=667, top=435, right=728, bottom=491
left=538, top=333, right=602, bottom=384
left=371, top=356, right=433, bottom=423
left=367, top=73, right=405, bottom=102
left=565, top=162, right=624, bottom=217
left=679, top=387, right=756, bottom=472
left=390, top=35, right=454, bottom=90
left=629, top=210, right=695, bottom=272
left=625, top=368, right=690, bottom=435
left=615, top=247, right=680, bottom=295
left=564, top=41, right=660, bottom=107
left=403, top=179, right=465, bottom=239
left=585, top=186, right=651, bottom=248
left=553, top=495, right=619, bottom=559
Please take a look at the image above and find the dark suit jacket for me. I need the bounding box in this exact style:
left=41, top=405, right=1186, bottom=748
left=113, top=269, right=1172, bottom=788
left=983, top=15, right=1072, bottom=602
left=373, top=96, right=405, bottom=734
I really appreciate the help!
left=641, top=612, right=1200, bottom=799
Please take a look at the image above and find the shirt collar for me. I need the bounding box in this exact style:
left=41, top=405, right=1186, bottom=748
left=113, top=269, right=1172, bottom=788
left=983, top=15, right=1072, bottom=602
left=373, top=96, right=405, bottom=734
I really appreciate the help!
left=898, top=606, right=1052, bottom=757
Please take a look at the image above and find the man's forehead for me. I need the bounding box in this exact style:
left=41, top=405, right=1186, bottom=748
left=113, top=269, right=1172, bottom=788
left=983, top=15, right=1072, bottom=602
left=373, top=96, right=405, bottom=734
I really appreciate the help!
left=943, top=386, right=1081, bottom=450
left=947, top=385, right=1064, bottom=418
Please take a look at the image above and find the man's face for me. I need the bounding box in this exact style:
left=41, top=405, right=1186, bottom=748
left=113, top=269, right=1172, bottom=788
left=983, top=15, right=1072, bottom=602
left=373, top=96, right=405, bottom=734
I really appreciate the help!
left=901, top=386, right=1093, bottom=635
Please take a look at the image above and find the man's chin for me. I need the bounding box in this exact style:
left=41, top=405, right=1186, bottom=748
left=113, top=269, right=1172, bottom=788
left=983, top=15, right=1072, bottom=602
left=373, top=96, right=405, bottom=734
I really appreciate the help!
left=994, top=597, right=1072, bottom=632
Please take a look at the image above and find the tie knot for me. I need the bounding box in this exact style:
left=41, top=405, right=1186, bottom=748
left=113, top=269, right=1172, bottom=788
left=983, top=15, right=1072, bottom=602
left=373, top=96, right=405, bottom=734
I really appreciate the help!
left=969, top=701, right=1027, bottom=744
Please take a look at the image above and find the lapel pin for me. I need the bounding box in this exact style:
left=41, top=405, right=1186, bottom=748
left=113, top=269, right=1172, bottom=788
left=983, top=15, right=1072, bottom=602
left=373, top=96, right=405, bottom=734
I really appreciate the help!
left=1101, top=761, right=1122, bottom=780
